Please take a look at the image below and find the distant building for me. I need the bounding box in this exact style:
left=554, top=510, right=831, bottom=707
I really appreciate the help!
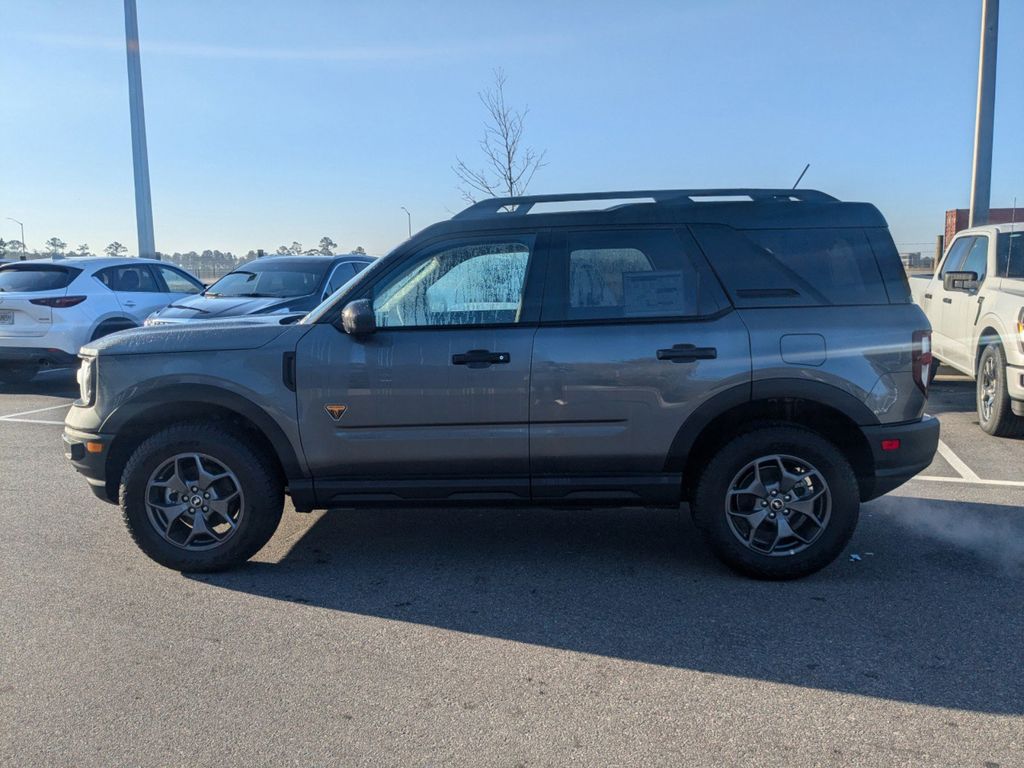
left=945, top=208, right=1022, bottom=244
left=901, top=251, right=923, bottom=268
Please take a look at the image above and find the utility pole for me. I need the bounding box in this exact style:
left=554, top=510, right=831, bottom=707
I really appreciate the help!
left=5, top=218, right=25, bottom=260
left=123, top=0, right=157, bottom=259
left=400, top=206, right=412, bottom=238
left=969, top=0, right=999, bottom=228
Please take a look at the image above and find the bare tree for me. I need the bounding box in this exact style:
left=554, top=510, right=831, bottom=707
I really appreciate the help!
left=453, top=68, right=547, bottom=204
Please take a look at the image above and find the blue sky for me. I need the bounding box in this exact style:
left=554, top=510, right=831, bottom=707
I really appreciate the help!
left=1, top=0, right=1021, bottom=257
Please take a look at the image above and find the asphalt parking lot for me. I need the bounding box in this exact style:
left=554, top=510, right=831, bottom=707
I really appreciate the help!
left=1, top=369, right=1022, bottom=767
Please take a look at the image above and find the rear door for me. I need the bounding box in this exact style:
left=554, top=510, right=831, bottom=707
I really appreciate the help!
left=95, top=263, right=168, bottom=323
left=295, top=232, right=546, bottom=505
left=529, top=227, right=750, bottom=505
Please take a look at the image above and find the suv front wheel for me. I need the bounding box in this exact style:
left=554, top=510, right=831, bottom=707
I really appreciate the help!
left=120, top=422, right=284, bottom=572
left=692, top=425, right=860, bottom=579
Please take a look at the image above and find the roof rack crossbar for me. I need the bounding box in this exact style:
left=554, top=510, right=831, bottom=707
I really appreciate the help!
left=453, top=188, right=838, bottom=219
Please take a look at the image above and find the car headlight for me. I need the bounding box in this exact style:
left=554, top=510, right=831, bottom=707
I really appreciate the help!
left=76, top=356, right=96, bottom=407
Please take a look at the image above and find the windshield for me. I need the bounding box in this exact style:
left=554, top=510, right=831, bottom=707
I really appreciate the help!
left=205, top=261, right=329, bottom=298
left=300, top=253, right=388, bottom=324
left=0, top=265, right=81, bottom=292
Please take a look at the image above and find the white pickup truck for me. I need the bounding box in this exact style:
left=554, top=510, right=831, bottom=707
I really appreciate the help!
left=910, top=223, right=1024, bottom=436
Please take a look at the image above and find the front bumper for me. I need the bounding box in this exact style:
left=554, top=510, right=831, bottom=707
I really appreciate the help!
left=0, top=346, right=78, bottom=367
left=63, top=427, right=116, bottom=504
left=859, top=415, right=940, bottom=501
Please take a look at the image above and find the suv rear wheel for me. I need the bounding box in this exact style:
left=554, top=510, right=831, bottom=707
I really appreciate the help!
left=976, top=343, right=1024, bottom=438
left=692, top=425, right=859, bottom=579
left=120, top=422, right=284, bottom=572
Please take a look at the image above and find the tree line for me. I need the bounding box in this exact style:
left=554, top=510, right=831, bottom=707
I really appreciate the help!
left=0, top=236, right=368, bottom=280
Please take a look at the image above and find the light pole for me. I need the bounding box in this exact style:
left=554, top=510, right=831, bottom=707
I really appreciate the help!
left=400, top=206, right=412, bottom=238
left=969, top=0, right=999, bottom=227
left=123, top=0, right=157, bottom=258
left=6, top=218, right=25, bottom=260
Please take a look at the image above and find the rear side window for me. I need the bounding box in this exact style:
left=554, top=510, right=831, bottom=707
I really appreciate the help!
left=548, top=229, right=711, bottom=321
left=995, top=232, right=1024, bottom=278
left=95, top=265, right=161, bottom=293
left=0, top=265, right=81, bottom=292
left=691, top=225, right=888, bottom=307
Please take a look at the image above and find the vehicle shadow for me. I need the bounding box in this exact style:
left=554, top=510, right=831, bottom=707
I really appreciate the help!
left=188, top=495, right=1024, bottom=715
left=0, top=368, right=78, bottom=398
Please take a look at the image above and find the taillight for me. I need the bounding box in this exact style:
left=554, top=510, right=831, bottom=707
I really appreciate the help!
left=30, top=296, right=86, bottom=308
left=912, top=329, right=933, bottom=395
left=1017, top=307, right=1024, bottom=353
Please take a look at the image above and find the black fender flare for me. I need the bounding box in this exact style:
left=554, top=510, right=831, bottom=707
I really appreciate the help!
left=101, top=383, right=306, bottom=479
left=665, top=378, right=880, bottom=471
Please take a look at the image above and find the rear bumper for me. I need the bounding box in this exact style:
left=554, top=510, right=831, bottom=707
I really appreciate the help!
left=0, top=346, right=78, bottom=367
left=859, top=415, right=940, bottom=501
left=63, top=427, right=116, bottom=504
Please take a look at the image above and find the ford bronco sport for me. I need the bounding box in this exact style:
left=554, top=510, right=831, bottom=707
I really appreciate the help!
left=64, top=189, right=939, bottom=579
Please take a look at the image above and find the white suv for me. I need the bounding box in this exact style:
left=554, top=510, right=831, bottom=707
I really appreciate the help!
left=0, top=257, right=204, bottom=384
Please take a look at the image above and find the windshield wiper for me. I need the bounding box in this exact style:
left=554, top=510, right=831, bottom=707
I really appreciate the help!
left=166, top=303, right=211, bottom=313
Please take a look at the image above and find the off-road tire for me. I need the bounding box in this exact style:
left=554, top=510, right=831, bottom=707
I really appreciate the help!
left=976, top=343, right=1024, bottom=438
left=691, top=424, right=860, bottom=580
left=120, top=422, right=284, bottom=572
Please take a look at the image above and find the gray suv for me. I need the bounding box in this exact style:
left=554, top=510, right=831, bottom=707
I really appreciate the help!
left=64, top=189, right=939, bottom=579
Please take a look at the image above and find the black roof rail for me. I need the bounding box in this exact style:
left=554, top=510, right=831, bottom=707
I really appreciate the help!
left=453, top=188, right=839, bottom=219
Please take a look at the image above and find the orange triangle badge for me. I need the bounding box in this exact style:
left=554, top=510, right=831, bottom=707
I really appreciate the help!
left=325, top=404, right=348, bottom=421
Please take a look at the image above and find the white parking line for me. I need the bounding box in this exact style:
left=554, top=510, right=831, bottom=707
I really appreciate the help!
left=0, top=417, right=66, bottom=426
left=915, top=475, right=1024, bottom=488
left=0, top=402, right=74, bottom=427
left=935, top=439, right=981, bottom=481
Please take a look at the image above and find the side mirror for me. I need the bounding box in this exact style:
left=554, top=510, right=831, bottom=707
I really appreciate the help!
left=943, top=270, right=979, bottom=292
left=341, top=299, right=376, bottom=336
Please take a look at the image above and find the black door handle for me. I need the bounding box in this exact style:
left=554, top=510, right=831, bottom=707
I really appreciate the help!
left=657, top=344, right=718, bottom=363
left=924, top=293, right=933, bottom=299
left=452, top=349, right=510, bottom=367
left=942, top=297, right=953, bottom=304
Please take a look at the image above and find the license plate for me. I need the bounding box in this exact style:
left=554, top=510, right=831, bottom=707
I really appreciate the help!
left=0, top=311, right=13, bottom=325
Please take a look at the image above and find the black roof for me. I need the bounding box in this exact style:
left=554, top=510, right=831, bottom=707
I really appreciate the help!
left=246, top=254, right=372, bottom=269
left=412, top=189, right=887, bottom=242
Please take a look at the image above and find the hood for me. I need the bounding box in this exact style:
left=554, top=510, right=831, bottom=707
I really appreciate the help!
left=150, top=293, right=305, bottom=320
left=83, top=320, right=304, bottom=357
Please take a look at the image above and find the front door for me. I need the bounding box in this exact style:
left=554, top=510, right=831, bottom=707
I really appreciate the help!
left=295, top=233, right=546, bottom=505
left=932, top=235, right=973, bottom=364
left=529, top=227, right=750, bottom=505
left=943, top=235, right=988, bottom=371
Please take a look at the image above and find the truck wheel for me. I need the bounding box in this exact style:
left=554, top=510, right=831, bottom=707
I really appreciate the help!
left=0, top=364, right=39, bottom=385
left=119, top=422, right=284, bottom=572
left=976, top=344, right=1024, bottom=438
left=691, top=425, right=859, bottom=580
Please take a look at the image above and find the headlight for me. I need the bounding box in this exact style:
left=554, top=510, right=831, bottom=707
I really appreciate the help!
left=76, top=356, right=96, bottom=406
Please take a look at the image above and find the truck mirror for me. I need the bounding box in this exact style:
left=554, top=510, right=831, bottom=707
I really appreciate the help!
left=341, top=299, right=376, bottom=336
left=943, top=271, right=979, bottom=292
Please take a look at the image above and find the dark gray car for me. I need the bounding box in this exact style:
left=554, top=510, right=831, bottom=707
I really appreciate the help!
left=64, top=189, right=939, bottom=579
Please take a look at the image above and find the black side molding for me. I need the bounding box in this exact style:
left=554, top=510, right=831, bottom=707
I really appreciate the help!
left=282, top=352, right=297, bottom=391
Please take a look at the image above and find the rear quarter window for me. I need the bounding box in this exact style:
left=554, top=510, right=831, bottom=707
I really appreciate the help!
left=691, top=225, right=889, bottom=307
left=0, top=265, right=82, bottom=292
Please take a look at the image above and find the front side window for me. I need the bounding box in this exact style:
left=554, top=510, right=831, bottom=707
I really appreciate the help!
left=156, top=266, right=202, bottom=294
left=323, top=263, right=356, bottom=297
left=561, top=229, right=701, bottom=320
left=940, top=237, right=973, bottom=278
left=960, top=236, right=988, bottom=282
left=372, top=240, right=532, bottom=328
